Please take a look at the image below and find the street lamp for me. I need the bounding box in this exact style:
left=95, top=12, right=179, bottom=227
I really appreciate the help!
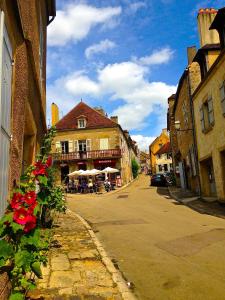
left=175, top=120, right=193, bottom=131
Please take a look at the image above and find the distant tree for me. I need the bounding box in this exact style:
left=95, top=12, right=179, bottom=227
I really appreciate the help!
left=131, top=158, right=139, bottom=178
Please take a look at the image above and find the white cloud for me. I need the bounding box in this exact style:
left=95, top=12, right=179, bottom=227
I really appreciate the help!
left=48, top=4, right=122, bottom=46
left=47, top=47, right=176, bottom=130
left=128, top=2, right=147, bottom=13
left=85, top=39, right=116, bottom=59
left=137, top=47, right=174, bottom=66
left=131, top=135, right=156, bottom=151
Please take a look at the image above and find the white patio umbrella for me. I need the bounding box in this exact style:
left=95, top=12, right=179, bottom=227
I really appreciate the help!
left=101, top=167, right=119, bottom=180
left=68, top=170, right=84, bottom=177
left=102, top=167, right=119, bottom=173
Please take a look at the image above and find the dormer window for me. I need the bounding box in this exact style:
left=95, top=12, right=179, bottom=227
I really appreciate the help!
left=78, top=119, right=86, bottom=128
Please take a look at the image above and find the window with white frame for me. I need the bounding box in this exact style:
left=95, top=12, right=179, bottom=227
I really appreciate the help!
left=0, top=12, right=13, bottom=217
left=61, top=141, right=69, bottom=154
left=220, top=81, right=225, bottom=115
left=78, top=118, right=86, bottom=128
left=200, top=95, right=214, bottom=132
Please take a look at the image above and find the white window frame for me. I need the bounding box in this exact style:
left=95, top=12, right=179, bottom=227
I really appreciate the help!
left=78, top=118, right=86, bottom=129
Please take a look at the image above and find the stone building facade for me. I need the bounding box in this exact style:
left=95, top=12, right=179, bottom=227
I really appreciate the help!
left=149, top=129, right=170, bottom=174
left=0, top=0, right=55, bottom=216
left=192, top=7, right=225, bottom=201
left=51, top=101, right=135, bottom=186
left=168, top=55, right=201, bottom=192
left=154, top=142, right=172, bottom=174
left=0, top=1, right=56, bottom=298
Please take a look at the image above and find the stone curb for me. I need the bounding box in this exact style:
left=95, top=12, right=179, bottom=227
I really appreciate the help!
left=168, top=187, right=200, bottom=204
left=168, top=187, right=182, bottom=203
left=68, top=209, right=137, bottom=300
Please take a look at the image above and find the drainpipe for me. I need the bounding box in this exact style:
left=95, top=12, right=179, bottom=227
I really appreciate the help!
left=187, top=67, right=202, bottom=198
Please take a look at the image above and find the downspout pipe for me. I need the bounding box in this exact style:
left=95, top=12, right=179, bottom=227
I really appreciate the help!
left=187, top=67, right=202, bottom=198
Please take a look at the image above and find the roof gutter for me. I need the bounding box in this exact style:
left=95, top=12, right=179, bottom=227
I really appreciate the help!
left=46, top=0, right=56, bottom=25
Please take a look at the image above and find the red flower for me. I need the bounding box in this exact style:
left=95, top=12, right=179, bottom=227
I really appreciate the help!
left=24, top=191, right=36, bottom=206
left=24, top=215, right=37, bottom=233
left=46, top=156, right=52, bottom=167
left=11, top=193, right=24, bottom=210
left=13, top=208, right=31, bottom=225
left=13, top=208, right=37, bottom=232
left=33, top=161, right=47, bottom=176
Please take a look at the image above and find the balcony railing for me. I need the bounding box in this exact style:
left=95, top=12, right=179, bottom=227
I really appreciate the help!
left=52, top=149, right=122, bottom=161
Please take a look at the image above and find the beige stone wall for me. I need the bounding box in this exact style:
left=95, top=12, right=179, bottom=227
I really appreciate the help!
left=193, top=52, right=225, bottom=201
left=52, top=127, right=120, bottom=152
left=207, top=50, right=220, bottom=69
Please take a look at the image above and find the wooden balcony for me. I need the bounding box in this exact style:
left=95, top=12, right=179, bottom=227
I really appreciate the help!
left=52, top=149, right=122, bottom=161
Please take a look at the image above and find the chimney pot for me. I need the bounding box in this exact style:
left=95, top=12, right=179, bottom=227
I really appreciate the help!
left=197, top=8, right=219, bottom=47
left=51, top=103, right=59, bottom=126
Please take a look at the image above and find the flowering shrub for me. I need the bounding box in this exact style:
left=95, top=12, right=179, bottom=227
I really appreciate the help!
left=0, top=127, right=66, bottom=300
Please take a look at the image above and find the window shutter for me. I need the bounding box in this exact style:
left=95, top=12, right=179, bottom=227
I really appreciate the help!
left=74, top=140, right=78, bottom=152
left=0, top=15, right=13, bottom=217
left=200, top=105, right=205, bottom=132
left=55, top=141, right=61, bottom=152
left=86, top=139, right=91, bottom=151
left=69, top=140, right=74, bottom=152
left=207, top=96, right=214, bottom=125
left=100, top=138, right=109, bottom=150
left=220, top=82, right=225, bottom=114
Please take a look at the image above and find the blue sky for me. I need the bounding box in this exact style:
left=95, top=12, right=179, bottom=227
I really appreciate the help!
left=47, top=0, right=221, bottom=150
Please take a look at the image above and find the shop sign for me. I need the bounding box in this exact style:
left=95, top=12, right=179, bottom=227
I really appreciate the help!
left=96, top=159, right=115, bottom=164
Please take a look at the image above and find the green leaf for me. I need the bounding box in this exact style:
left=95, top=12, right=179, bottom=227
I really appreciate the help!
left=0, top=212, right=13, bottom=225
left=38, top=175, right=48, bottom=186
left=15, top=250, right=33, bottom=270
left=9, top=292, right=25, bottom=300
left=0, top=239, right=14, bottom=259
left=0, top=258, right=5, bottom=267
left=11, top=222, right=23, bottom=234
left=31, top=261, right=42, bottom=278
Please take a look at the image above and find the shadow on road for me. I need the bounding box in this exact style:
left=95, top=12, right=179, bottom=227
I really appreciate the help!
left=186, top=200, right=225, bottom=220
left=156, top=187, right=173, bottom=197
left=156, top=187, right=225, bottom=220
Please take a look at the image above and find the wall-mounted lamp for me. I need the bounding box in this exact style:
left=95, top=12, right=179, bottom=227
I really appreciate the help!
left=175, top=120, right=193, bottom=131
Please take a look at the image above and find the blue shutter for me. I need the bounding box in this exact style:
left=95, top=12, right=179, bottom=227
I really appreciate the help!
left=0, top=13, right=12, bottom=217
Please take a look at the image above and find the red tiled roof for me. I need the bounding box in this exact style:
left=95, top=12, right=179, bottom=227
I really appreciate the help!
left=56, top=101, right=118, bottom=130
left=155, top=142, right=171, bottom=155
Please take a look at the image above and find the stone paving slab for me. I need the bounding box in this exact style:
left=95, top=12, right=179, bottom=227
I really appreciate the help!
left=28, top=211, right=127, bottom=300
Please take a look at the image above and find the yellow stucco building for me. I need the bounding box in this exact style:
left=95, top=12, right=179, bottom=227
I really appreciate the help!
left=149, top=129, right=170, bottom=174
left=51, top=101, right=136, bottom=186
left=192, top=8, right=225, bottom=201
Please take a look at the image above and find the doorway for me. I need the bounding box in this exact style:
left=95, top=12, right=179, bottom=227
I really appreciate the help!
left=61, top=165, right=69, bottom=183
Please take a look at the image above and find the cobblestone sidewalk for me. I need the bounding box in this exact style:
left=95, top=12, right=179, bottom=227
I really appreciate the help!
left=29, top=210, right=133, bottom=300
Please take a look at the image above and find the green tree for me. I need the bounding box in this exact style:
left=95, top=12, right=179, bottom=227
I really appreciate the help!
left=131, top=159, right=139, bottom=179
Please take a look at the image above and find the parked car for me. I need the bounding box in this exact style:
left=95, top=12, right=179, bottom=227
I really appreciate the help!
left=163, top=172, right=173, bottom=185
left=150, top=174, right=168, bottom=187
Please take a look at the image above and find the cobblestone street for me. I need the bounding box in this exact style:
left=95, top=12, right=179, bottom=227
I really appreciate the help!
left=29, top=210, right=133, bottom=300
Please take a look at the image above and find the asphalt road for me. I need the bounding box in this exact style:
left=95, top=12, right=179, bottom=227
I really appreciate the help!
left=67, top=175, right=225, bottom=300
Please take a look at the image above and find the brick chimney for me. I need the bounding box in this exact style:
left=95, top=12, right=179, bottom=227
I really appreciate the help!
left=197, top=8, right=219, bottom=47
left=187, top=46, right=197, bottom=65
left=51, top=102, right=59, bottom=126
left=110, top=116, right=118, bottom=123
left=94, top=107, right=105, bottom=116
